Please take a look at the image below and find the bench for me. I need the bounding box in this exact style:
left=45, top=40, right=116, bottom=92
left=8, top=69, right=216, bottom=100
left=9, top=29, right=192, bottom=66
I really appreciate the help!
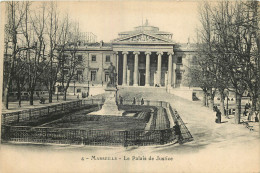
left=241, top=120, right=254, bottom=131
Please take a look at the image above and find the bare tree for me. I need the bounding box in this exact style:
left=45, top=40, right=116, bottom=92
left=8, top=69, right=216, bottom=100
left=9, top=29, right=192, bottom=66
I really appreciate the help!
left=3, top=1, right=27, bottom=109
left=58, top=21, right=82, bottom=100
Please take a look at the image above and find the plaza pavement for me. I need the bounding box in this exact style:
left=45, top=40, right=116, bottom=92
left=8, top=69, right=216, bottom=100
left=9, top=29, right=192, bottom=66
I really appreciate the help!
left=1, top=87, right=259, bottom=173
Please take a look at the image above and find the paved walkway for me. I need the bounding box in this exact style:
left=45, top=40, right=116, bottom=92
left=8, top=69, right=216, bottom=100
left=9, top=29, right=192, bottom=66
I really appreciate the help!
left=1, top=87, right=259, bottom=173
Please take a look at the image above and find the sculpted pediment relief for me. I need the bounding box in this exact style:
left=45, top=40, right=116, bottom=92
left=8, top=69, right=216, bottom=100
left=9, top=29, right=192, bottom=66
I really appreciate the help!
left=114, top=33, right=170, bottom=43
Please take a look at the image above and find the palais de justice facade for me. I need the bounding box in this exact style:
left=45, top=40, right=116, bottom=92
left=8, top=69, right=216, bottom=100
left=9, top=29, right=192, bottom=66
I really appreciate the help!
left=63, top=21, right=196, bottom=95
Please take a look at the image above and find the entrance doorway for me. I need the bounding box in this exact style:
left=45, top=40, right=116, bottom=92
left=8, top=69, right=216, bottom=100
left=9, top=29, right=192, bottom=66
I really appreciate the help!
left=139, top=69, right=145, bottom=86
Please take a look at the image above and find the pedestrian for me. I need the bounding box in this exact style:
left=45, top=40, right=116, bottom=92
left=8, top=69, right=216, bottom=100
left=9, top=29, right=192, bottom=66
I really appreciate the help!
left=132, top=97, right=136, bottom=105
left=141, top=98, right=144, bottom=105
left=173, top=121, right=182, bottom=144
left=120, top=96, right=123, bottom=105
left=248, top=112, right=252, bottom=121
left=254, top=111, right=259, bottom=122
left=215, top=108, right=221, bottom=123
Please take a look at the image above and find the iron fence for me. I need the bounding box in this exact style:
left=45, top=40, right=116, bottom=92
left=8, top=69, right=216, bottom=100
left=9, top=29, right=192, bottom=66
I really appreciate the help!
left=1, top=125, right=176, bottom=147
left=2, top=99, right=104, bottom=125
left=1, top=99, right=192, bottom=146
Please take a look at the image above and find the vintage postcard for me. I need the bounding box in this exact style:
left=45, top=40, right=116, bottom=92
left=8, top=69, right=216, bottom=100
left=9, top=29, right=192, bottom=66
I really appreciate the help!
left=0, top=0, right=259, bottom=173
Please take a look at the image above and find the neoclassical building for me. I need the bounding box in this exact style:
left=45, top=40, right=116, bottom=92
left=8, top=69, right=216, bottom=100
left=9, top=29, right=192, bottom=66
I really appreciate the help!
left=62, top=21, right=196, bottom=95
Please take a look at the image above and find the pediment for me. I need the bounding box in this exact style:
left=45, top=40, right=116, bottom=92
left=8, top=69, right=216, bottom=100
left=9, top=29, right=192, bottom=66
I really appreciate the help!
left=113, top=33, right=172, bottom=43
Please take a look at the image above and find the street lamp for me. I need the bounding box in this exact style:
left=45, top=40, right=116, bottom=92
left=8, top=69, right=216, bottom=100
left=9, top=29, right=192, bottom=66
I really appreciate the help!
left=73, top=80, right=76, bottom=96
left=224, top=89, right=229, bottom=116
left=57, top=84, right=59, bottom=101
left=87, top=80, right=89, bottom=97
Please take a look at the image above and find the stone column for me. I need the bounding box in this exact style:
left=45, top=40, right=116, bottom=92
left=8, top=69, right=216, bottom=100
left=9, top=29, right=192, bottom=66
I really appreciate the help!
left=122, top=51, right=128, bottom=86
left=115, top=52, right=119, bottom=85
left=157, top=51, right=163, bottom=86
left=133, top=51, right=140, bottom=86
left=167, top=52, right=174, bottom=89
left=145, top=51, right=151, bottom=87
left=172, top=55, right=176, bottom=88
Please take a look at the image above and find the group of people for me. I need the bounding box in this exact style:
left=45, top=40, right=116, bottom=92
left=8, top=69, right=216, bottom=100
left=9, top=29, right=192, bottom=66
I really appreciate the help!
left=132, top=97, right=144, bottom=105
left=214, top=104, right=259, bottom=123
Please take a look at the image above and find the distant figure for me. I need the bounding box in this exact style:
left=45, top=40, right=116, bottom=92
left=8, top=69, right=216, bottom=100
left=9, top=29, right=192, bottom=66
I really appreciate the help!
left=141, top=98, right=144, bottom=105
left=77, top=94, right=79, bottom=99
left=254, top=111, right=259, bottom=122
left=173, top=121, right=182, bottom=144
left=248, top=112, right=252, bottom=121
left=119, top=96, right=123, bottom=105
left=39, top=97, right=45, bottom=104
left=243, top=110, right=248, bottom=116
left=215, top=108, right=221, bottom=123
left=132, top=97, right=136, bottom=105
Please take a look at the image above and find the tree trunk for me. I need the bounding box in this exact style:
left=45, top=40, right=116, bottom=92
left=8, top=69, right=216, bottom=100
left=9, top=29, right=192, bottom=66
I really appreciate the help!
left=235, top=93, right=241, bottom=124
left=63, top=90, right=67, bottom=101
left=209, top=89, right=214, bottom=110
left=219, top=91, right=225, bottom=117
left=3, top=87, right=9, bottom=109
left=29, top=90, right=34, bottom=105
left=202, top=91, right=207, bottom=106
left=251, top=95, right=257, bottom=112
left=49, top=87, right=53, bottom=103
left=17, top=79, right=21, bottom=107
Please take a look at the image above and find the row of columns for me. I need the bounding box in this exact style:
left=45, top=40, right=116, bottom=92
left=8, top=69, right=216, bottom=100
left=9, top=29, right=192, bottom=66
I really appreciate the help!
left=121, top=51, right=176, bottom=87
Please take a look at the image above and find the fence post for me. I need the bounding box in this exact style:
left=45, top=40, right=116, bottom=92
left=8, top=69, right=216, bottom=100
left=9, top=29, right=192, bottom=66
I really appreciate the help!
left=123, top=131, right=128, bottom=147
left=45, top=128, right=48, bottom=143
left=2, top=125, right=11, bottom=141
left=17, top=112, right=20, bottom=123
left=29, top=110, right=32, bottom=120
left=160, top=130, right=164, bottom=145
left=3, top=114, right=6, bottom=124
left=47, top=107, right=50, bottom=114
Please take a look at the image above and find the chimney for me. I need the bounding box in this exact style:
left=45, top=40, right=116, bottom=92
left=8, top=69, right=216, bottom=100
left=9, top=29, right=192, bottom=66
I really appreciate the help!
left=99, top=40, right=103, bottom=47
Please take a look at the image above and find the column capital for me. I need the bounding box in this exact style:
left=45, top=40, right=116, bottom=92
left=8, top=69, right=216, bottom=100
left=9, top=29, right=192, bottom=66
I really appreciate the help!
left=145, top=51, right=152, bottom=55
left=133, top=51, right=140, bottom=55
left=156, top=51, right=163, bottom=55
left=122, top=51, right=129, bottom=55
left=167, top=51, right=174, bottom=55
left=114, top=51, right=119, bottom=55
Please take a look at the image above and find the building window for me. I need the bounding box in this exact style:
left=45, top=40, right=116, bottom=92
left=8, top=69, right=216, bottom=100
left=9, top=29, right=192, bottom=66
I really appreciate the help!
left=58, top=86, right=62, bottom=92
left=91, top=71, right=96, bottom=81
left=77, top=88, right=81, bottom=93
left=192, top=56, right=198, bottom=65
left=92, top=55, right=96, bottom=62
left=177, top=72, right=182, bottom=80
left=105, top=55, right=110, bottom=62
left=77, top=70, right=83, bottom=81
left=105, top=72, right=109, bottom=82
left=64, top=55, right=70, bottom=64
left=63, top=69, right=69, bottom=75
left=78, top=55, right=83, bottom=62
left=177, top=56, right=182, bottom=64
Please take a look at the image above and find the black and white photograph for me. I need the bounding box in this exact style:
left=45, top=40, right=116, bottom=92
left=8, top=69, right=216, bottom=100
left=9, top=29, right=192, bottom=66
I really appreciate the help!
left=0, top=0, right=259, bottom=172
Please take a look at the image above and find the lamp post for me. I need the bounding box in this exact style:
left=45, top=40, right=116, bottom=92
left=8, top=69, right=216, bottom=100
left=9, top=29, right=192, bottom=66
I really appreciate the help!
left=73, top=80, right=76, bottom=96
left=224, top=89, right=229, bottom=116
left=57, top=84, right=59, bottom=101
left=87, top=80, right=89, bottom=97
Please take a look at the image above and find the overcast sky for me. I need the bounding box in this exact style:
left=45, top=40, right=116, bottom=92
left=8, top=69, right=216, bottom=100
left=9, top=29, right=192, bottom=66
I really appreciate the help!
left=57, top=1, right=199, bottom=43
